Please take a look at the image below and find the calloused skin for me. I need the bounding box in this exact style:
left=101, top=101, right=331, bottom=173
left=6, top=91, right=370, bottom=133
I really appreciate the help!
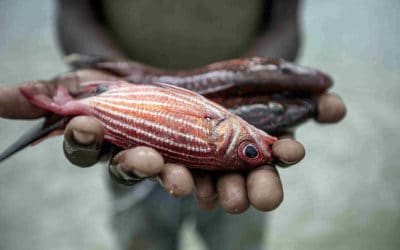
left=0, top=80, right=346, bottom=214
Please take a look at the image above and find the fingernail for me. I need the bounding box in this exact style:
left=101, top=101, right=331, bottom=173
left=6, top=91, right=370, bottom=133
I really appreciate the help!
left=132, top=169, right=147, bottom=178
left=72, top=130, right=96, bottom=145
left=276, top=158, right=297, bottom=167
left=109, top=163, right=143, bottom=186
left=275, top=155, right=301, bottom=167
left=111, top=149, right=158, bottom=178
left=64, top=130, right=101, bottom=167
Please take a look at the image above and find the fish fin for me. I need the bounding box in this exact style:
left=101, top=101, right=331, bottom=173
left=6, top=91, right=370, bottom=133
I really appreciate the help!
left=151, top=82, right=226, bottom=120
left=18, top=82, right=73, bottom=114
left=64, top=53, right=153, bottom=77
left=19, top=83, right=92, bottom=116
left=0, top=117, right=66, bottom=163
left=31, top=129, right=64, bottom=145
left=64, top=54, right=110, bottom=70
left=262, top=133, right=278, bottom=145
left=18, top=92, right=59, bottom=113
left=150, top=82, right=205, bottom=99
left=78, top=80, right=132, bottom=94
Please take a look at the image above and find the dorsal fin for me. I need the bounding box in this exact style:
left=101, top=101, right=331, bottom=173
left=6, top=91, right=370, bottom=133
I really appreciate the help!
left=149, top=82, right=205, bottom=99
left=64, top=54, right=111, bottom=70
left=64, top=53, right=153, bottom=77
left=149, top=82, right=226, bottom=120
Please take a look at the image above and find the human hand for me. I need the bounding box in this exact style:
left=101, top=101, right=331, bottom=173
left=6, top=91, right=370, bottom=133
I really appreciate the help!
left=62, top=115, right=302, bottom=213
left=49, top=0, right=345, bottom=212
left=59, top=92, right=345, bottom=214
left=0, top=72, right=345, bottom=214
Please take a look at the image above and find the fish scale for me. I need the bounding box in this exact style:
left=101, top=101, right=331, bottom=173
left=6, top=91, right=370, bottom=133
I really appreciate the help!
left=1, top=81, right=277, bottom=170
left=85, top=85, right=230, bottom=168
left=91, top=102, right=213, bottom=155
left=92, top=89, right=214, bottom=143
left=0, top=56, right=336, bottom=166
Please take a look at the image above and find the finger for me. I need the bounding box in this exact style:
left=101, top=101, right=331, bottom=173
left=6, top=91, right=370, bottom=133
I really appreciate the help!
left=247, top=165, right=283, bottom=211
left=192, top=171, right=218, bottom=210
left=217, top=173, right=249, bottom=214
left=108, top=162, right=143, bottom=186
left=63, top=116, right=104, bottom=167
left=315, top=93, right=346, bottom=123
left=109, top=146, right=165, bottom=186
left=0, top=82, right=50, bottom=119
left=272, top=138, right=305, bottom=167
left=158, top=163, right=194, bottom=197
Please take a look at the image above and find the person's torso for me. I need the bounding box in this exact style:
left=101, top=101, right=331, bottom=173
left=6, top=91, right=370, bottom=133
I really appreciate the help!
left=101, top=0, right=266, bottom=69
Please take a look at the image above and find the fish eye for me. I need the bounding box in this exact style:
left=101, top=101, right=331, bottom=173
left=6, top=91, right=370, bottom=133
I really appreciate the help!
left=94, top=85, right=107, bottom=95
left=238, top=141, right=262, bottom=164
left=244, top=144, right=259, bottom=159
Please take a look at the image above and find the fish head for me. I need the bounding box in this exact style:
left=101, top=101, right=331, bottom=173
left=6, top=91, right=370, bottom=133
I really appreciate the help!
left=244, top=57, right=333, bottom=88
left=212, top=115, right=277, bottom=170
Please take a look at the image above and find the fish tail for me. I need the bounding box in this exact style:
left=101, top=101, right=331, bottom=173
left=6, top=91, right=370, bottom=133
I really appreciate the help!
left=19, top=82, right=93, bottom=116
left=19, top=82, right=74, bottom=115
left=0, top=117, right=67, bottom=163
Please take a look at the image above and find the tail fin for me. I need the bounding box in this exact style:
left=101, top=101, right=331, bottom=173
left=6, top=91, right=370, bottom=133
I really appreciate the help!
left=0, top=118, right=66, bottom=163
left=18, top=82, right=91, bottom=116
left=18, top=82, right=74, bottom=114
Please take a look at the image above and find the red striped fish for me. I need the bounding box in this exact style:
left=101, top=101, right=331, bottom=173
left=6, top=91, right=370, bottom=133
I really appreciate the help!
left=17, top=81, right=277, bottom=170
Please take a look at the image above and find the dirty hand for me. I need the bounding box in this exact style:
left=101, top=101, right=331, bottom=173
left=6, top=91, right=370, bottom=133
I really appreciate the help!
left=61, top=93, right=345, bottom=214
left=0, top=78, right=346, bottom=214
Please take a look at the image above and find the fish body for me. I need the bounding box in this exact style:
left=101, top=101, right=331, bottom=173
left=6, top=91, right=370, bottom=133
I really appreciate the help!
left=67, top=55, right=330, bottom=133
left=17, top=81, right=277, bottom=170
left=72, top=55, right=332, bottom=96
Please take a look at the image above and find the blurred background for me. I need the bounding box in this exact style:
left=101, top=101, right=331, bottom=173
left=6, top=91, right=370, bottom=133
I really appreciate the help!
left=0, top=0, right=399, bottom=249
